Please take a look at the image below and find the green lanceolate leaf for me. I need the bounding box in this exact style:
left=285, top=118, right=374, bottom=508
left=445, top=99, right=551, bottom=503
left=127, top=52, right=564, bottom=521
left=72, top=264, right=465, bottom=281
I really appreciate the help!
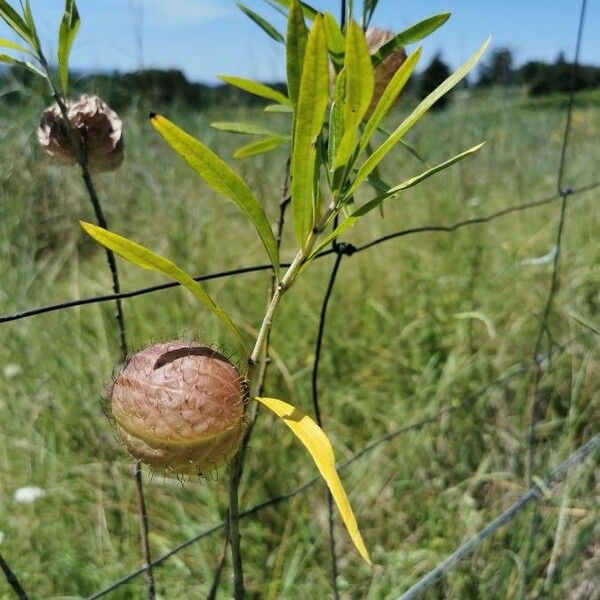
left=0, top=37, right=31, bottom=54
left=290, top=14, right=329, bottom=248
left=58, top=0, right=80, bottom=95
left=150, top=114, right=280, bottom=277
left=0, top=53, right=44, bottom=77
left=0, top=0, right=31, bottom=43
left=80, top=222, right=247, bottom=352
left=219, top=75, right=291, bottom=106
left=268, top=0, right=318, bottom=20
left=237, top=3, right=284, bottom=43
left=359, top=47, right=421, bottom=154
left=328, top=68, right=346, bottom=181
left=286, top=0, right=308, bottom=107
left=233, top=135, right=289, bottom=159
left=313, top=142, right=485, bottom=256
left=349, top=37, right=490, bottom=197
left=20, top=0, right=40, bottom=52
left=264, top=103, right=293, bottom=113
left=323, top=12, right=344, bottom=66
left=372, top=13, right=451, bottom=66
left=211, top=121, right=279, bottom=136
left=334, top=20, right=374, bottom=168
left=361, top=0, right=379, bottom=29
left=255, top=396, right=371, bottom=564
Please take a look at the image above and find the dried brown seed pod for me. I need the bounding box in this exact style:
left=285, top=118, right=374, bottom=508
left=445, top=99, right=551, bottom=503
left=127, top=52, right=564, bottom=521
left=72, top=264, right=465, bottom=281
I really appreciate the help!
left=366, top=28, right=407, bottom=118
left=37, top=94, right=124, bottom=172
left=110, top=341, right=245, bottom=474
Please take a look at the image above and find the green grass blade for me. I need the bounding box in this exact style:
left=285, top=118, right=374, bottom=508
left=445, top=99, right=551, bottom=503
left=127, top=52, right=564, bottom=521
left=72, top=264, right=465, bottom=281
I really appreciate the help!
left=290, top=14, right=329, bottom=248
left=372, top=13, right=451, bottom=66
left=219, top=75, right=291, bottom=106
left=233, top=135, right=289, bottom=159
left=359, top=47, right=421, bottom=154
left=58, top=0, right=80, bottom=95
left=310, top=142, right=485, bottom=260
left=150, top=114, right=280, bottom=277
left=237, top=3, right=284, bottom=44
left=286, top=0, right=308, bottom=107
left=333, top=21, right=374, bottom=169
left=0, top=1, right=31, bottom=44
left=211, top=121, right=280, bottom=136
left=80, top=222, right=247, bottom=352
left=350, top=37, right=490, bottom=197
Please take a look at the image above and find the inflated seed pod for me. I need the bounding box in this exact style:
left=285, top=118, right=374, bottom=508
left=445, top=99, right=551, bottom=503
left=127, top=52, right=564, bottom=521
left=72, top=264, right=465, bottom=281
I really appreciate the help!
left=37, top=94, right=124, bottom=172
left=109, top=341, right=245, bottom=474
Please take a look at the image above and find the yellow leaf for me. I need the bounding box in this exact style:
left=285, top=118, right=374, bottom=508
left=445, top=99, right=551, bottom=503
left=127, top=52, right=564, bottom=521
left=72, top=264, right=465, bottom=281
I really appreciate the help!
left=255, top=396, right=372, bottom=564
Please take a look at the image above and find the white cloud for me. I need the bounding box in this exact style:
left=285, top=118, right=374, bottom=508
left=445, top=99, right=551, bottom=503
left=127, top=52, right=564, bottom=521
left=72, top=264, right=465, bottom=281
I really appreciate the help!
left=134, top=0, right=233, bottom=27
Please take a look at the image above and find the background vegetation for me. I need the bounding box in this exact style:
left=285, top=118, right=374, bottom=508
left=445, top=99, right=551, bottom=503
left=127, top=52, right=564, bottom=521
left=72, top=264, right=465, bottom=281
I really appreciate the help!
left=1, top=71, right=598, bottom=597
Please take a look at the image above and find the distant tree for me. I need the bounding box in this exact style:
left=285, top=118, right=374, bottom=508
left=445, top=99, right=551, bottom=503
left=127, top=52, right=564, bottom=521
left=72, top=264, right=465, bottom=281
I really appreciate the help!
left=417, top=53, right=452, bottom=109
left=477, top=47, right=514, bottom=87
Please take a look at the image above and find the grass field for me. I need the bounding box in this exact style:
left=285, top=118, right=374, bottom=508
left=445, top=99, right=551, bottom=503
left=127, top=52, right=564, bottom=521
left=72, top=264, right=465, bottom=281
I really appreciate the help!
left=1, top=85, right=599, bottom=599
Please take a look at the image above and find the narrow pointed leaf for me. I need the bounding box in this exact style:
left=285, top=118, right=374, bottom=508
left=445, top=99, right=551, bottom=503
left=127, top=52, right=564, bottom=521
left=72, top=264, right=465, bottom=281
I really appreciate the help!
left=372, top=13, right=451, bottom=66
left=291, top=15, right=328, bottom=247
left=350, top=38, right=490, bottom=196
left=255, top=396, right=371, bottom=564
left=359, top=47, right=421, bottom=154
left=269, top=0, right=318, bottom=19
left=20, top=0, right=40, bottom=51
left=0, top=53, right=44, bottom=77
left=286, top=0, right=308, bottom=106
left=237, top=3, right=284, bottom=43
left=334, top=21, right=373, bottom=168
left=211, top=121, right=279, bottom=136
left=323, top=12, right=344, bottom=66
left=58, top=0, right=80, bottom=95
left=312, top=143, right=485, bottom=259
left=219, top=75, right=291, bottom=106
left=264, top=103, right=293, bottom=113
left=150, top=114, right=279, bottom=276
left=233, top=135, right=289, bottom=159
left=0, top=37, right=31, bottom=54
left=0, top=1, right=31, bottom=43
left=80, top=222, right=246, bottom=351
left=328, top=69, right=346, bottom=180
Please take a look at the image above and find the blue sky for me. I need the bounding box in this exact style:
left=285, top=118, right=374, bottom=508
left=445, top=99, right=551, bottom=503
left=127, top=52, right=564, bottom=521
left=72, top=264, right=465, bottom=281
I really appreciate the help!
left=7, top=1, right=600, bottom=83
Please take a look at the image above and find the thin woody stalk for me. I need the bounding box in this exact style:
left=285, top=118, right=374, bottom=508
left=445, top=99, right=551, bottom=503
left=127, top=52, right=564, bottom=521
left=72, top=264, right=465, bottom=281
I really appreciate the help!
left=37, top=54, right=155, bottom=600
left=228, top=202, right=335, bottom=598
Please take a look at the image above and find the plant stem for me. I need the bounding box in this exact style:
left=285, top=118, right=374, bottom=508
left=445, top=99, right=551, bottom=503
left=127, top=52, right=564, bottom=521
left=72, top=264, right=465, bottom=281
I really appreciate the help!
left=224, top=163, right=291, bottom=599
left=38, top=58, right=155, bottom=599
left=0, top=552, right=29, bottom=600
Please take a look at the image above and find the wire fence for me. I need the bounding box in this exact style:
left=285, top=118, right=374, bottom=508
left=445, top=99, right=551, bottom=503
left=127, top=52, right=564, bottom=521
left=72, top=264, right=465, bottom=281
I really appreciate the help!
left=1, top=0, right=598, bottom=598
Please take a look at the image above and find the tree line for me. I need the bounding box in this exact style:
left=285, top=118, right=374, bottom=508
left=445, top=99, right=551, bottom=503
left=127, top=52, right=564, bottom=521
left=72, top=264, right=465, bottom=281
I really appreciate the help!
left=2, top=47, right=599, bottom=111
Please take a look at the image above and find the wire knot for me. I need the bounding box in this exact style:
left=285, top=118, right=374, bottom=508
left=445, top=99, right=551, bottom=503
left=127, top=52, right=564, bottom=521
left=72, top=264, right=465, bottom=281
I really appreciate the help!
left=559, top=186, right=573, bottom=197
left=334, top=242, right=357, bottom=256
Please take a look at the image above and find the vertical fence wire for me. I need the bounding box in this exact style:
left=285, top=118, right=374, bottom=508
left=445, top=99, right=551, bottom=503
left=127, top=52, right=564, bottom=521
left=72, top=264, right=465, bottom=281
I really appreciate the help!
left=523, top=0, right=588, bottom=591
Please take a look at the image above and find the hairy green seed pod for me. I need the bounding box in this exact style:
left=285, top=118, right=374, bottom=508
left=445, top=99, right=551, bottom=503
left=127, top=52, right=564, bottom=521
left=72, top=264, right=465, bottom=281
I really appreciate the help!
left=110, top=341, right=245, bottom=474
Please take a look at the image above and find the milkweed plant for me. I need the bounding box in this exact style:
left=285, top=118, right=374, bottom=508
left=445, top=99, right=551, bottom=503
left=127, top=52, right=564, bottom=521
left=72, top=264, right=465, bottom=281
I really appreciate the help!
left=1, top=0, right=489, bottom=595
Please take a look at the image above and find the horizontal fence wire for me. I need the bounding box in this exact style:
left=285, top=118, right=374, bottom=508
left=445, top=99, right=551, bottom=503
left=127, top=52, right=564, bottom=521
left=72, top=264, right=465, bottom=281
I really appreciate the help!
left=1, top=180, right=599, bottom=326
left=86, top=332, right=591, bottom=599
left=396, top=433, right=600, bottom=600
